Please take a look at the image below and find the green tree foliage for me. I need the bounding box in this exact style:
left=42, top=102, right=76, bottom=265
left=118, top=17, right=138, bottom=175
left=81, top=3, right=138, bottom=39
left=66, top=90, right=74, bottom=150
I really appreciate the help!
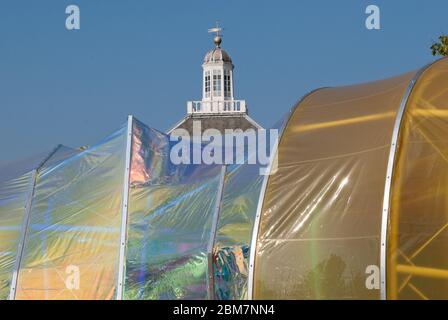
left=431, top=35, right=448, bottom=57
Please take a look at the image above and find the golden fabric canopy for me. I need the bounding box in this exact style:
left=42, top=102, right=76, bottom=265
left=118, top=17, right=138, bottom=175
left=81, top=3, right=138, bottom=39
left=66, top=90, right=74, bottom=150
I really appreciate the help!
left=250, top=57, right=448, bottom=300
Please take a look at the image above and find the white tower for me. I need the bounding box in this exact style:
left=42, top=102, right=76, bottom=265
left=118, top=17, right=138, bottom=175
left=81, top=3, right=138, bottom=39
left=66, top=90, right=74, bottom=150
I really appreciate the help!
left=187, top=26, right=247, bottom=115
left=168, top=25, right=261, bottom=135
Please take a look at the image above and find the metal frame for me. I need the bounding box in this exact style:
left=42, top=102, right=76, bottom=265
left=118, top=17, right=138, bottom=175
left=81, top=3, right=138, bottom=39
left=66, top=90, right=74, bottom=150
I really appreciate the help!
left=116, top=115, right=133, bottom=300
left=8, top=145, right=62, bottom=300
left=206, top=165, right=227, bottom=300
left=379, top=61, right=438, bottom=300
left=247, top=88, right=326, bottom=300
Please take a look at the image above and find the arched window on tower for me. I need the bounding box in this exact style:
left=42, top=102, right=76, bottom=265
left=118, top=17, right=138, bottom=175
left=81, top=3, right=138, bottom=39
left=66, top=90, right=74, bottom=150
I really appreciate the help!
left=213, top=70, right=222, bottom=97
left=205, top=71, right=211, bottom=98
left=224, top=70, right=231, bottom=98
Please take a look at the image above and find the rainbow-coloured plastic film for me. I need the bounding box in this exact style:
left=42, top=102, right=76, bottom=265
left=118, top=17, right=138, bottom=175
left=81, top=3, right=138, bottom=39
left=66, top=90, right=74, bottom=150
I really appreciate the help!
left=124, top=119, right=223, bottom=299
left=15, top=131, right=127, bottom=300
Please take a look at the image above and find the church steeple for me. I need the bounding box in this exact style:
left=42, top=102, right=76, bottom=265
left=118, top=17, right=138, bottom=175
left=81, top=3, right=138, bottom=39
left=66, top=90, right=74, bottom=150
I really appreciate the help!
left=187, top=25, right=246, bottom=114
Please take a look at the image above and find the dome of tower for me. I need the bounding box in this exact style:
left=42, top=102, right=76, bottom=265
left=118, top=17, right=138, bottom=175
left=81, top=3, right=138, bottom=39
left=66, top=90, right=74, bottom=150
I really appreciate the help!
left=203, top=48, right=232, bottom=64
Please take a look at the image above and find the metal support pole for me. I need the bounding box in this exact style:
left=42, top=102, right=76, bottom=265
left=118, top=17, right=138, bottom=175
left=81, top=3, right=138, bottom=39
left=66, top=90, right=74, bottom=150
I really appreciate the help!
left=8, top=144, right=62, bottom=300
left=206, top=165, right=227, bottom=300
left=379, top=61, right=439, bottom=300
left=116, top=115, right=133, bottom=300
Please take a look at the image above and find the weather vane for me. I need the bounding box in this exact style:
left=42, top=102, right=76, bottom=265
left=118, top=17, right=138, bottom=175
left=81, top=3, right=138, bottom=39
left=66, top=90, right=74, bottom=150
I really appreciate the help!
left=208, top=21, right=223, bottom=47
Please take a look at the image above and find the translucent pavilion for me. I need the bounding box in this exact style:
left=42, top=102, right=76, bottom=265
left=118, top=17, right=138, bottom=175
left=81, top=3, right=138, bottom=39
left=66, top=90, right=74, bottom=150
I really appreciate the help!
left=1, top=57, right=448, bottom=300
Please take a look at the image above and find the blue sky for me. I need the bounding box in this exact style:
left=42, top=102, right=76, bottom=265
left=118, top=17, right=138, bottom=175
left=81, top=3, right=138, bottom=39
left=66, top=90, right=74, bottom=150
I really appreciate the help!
left=0, top=0, right=446, bottom=164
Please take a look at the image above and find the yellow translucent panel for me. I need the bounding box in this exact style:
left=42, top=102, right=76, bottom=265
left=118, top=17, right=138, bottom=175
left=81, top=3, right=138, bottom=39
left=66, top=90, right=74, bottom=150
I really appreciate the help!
left=253, top=72, right=415, bottom=299
left=388, top=58, right=448, bottom=300
left=15, top=128, right=127, bottom=300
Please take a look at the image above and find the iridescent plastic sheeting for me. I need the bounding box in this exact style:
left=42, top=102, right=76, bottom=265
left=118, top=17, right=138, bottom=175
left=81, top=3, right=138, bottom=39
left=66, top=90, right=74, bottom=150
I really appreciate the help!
left=0, top=171, right=34, bottom=299
left=15, top=129, right=127, bottom=299
left=124, top=119, right=224, bottom=299
left=213, top=162, right=263, bottom=300
left=0, top=145, right=80, bottom=300
left=0, top=117, right=263, bottom=300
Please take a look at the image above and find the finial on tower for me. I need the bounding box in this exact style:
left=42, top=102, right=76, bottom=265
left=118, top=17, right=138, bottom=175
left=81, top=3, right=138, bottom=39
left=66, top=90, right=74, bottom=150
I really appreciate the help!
left=208, top=22, right=223, bottom=48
